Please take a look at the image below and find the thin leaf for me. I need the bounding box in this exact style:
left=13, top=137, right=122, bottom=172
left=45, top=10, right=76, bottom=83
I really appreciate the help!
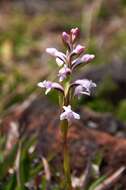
left=0, top=143, right=18, bottom=179
left=4, top=173, right=17, bottom=190
left=89, top=175, right=106, bottom=190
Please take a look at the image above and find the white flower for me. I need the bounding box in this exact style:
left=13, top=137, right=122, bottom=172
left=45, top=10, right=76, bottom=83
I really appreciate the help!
left=58, top=65, right=71, bottom=82
left=74, top=79, right=96, bottom=98
left=60, top=105, right=80, bottom=122
left=46, top=48, right=66, bottom=63
left=38, top=80, right=64, bottom=95
left=72, top=54, right=95, bottom=70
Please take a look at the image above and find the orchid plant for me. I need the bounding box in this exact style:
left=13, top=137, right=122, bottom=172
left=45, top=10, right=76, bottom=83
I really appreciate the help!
left=38, top=27, right=96, bottom=190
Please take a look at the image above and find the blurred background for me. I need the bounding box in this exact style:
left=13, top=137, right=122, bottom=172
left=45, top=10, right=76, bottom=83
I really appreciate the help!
left=0, top=0, right=126, bottom=189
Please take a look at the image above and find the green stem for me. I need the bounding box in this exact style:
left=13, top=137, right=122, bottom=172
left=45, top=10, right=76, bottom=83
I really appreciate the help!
left=59, top=55, right=72, bottom=189
left=60, top=120, right=72, bottom=190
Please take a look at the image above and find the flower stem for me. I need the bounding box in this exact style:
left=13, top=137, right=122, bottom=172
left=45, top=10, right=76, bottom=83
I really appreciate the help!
left=60, top=120, right=72, bottom=190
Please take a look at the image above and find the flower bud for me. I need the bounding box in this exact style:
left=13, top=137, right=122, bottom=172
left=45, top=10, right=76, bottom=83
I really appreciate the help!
left=73, top=44, right=85, bottom=54
left=72, top=53, right=95, bottom=70
left=70, top=27, right=80, bottom=42
left=46, top=47, right=66, bottom=62
left=46, top=48, right=58, bottom=56
left=62, top=32, right=70, bottom=43
left=81, top=54, right=95, bottom=62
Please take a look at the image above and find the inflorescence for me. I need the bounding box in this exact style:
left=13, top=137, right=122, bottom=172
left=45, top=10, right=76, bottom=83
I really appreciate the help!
left=38, top=27, right=96, bottom=123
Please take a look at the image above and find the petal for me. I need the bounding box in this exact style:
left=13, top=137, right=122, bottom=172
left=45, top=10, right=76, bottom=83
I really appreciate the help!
left=72, top=79, right=96, bottom=98
left=38, top=80, right=52, bottom=89
left=46, top=48, right=66, bottom=61
left=52, top=82, right=64, bottom=92
left=58, top=65, right=71, bottom=82
left=60, top=112, right=67, bottom=120
left=56, top=57, right=64, bottom=67
left=45, top=88, right=51, bottom=95
left=37, top=82, right=45, bottom=88
left=74, top=79, right=91, bottom=87
left=38, top=80, right=64, bottom=94
left=60, top=105, right=80, bottom=122
left=56, top=52, right=66, bottom=61
left=81, top=91, right=90, bottom=96
left=74, top=85, right=83, bottom=96
left=59, top=76, right=64, bottom=82
left=63, top=105, right=71, bottom=111
left=74, top=79, right=96, bottom=90
left=73, top=44, right=85, bottom=54
left=73, top=112, right=80, bottom=120
left=59, top=65, right=71, bottom=74
left=62, top=32, right=70, bottom=43
left=71, top=28, right=80, bottom=42
left=71, top=27, right=79, bottom=35
left=46, top=48, right=58, bottom=56
left=74, top=85, right=90, bottom=97
left=91, top=82, right=97, bottom=88
left=81, top=54, right=95, bottom=62
left=72, top=54, right=95, bottom=70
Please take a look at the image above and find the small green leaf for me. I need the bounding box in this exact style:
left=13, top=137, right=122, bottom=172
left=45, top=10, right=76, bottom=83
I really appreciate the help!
left=88, top=175, right=107, bottom=190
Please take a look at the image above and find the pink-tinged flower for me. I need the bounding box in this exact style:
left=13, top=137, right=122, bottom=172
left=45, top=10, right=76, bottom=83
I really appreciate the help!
left=46, top=48, right=66, bottom=62
left=73, top=44, right=85, bottom=55
left=58, top=65, right=71, bottom=82
left=70, top=27, right=80, bottom=42
left=72, top=54, right=95, bottom=70
left=81, top=54, right=95, bottom=62
left=38, top=80, right=64, bottom=95
left=74, top=79, right=96, bottom=98
left=60, top=105, right=80, bottom=122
